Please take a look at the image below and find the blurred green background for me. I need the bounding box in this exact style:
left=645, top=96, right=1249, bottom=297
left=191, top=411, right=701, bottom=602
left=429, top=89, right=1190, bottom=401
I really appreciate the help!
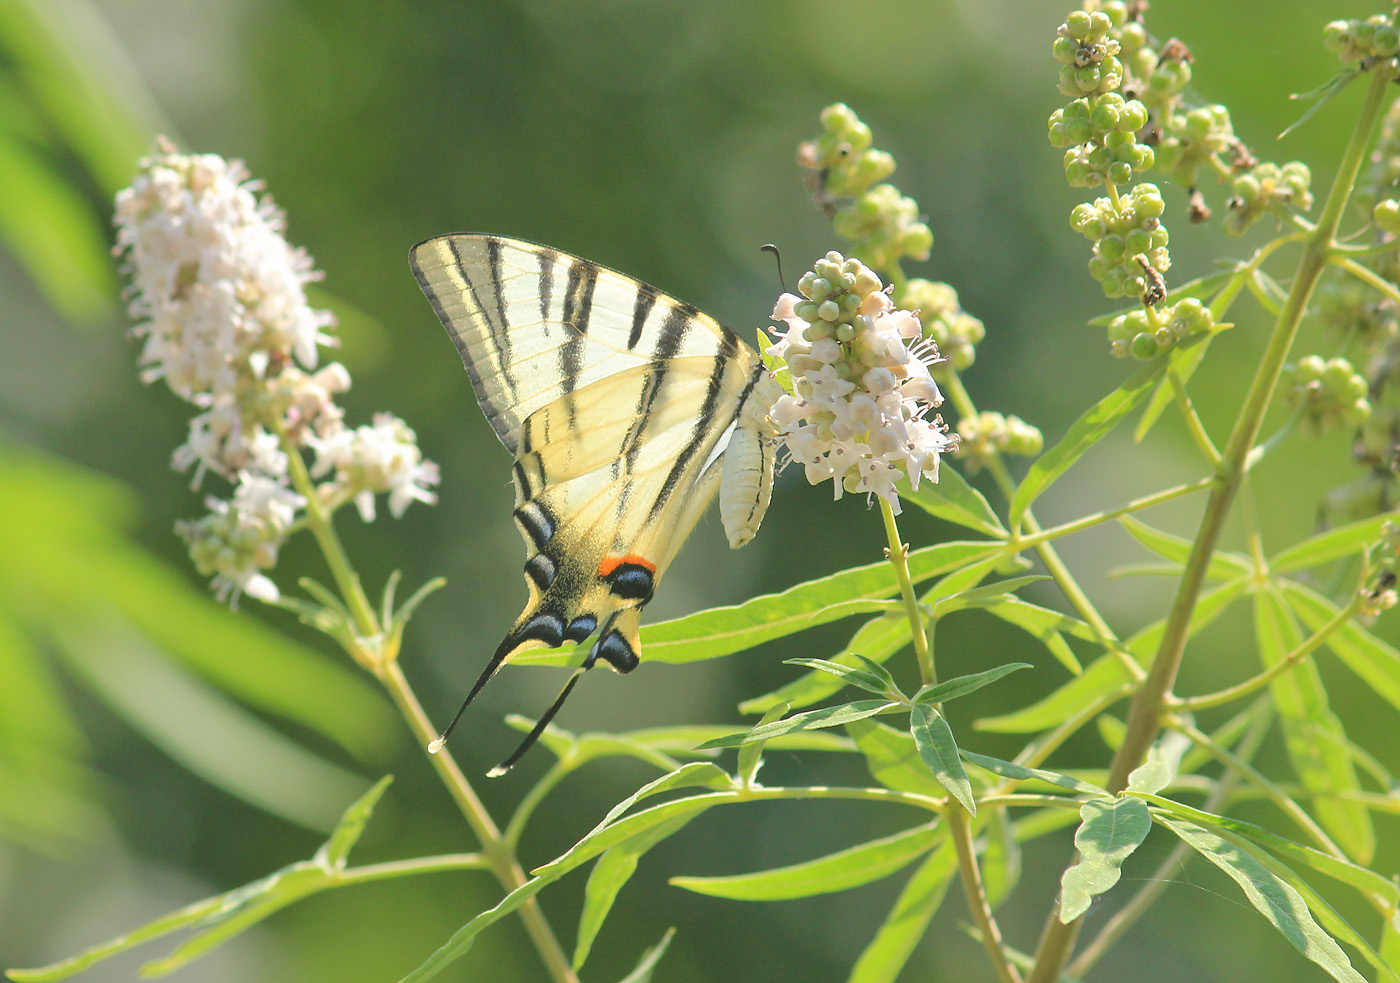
left=1, top=0, right=1395, bottom=980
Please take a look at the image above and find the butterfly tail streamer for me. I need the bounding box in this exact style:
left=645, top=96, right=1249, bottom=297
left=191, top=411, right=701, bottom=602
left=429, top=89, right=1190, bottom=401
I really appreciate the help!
left=428, top=632, right=522, bottom=753
left=488, top=666, right=589, bottom=777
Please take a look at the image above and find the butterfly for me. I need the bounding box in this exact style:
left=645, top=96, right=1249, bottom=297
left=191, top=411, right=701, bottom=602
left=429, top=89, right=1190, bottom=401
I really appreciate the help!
left=410, top=234, right=784, bottom=774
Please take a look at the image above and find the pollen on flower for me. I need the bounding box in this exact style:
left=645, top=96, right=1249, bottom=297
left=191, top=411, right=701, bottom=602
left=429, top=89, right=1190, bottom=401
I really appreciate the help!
left=766, top=251, right=957, bottom=514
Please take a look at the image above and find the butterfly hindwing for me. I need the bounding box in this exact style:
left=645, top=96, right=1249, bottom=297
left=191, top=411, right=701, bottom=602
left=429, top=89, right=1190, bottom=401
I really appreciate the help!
left=410, top=233, right=783, bottom=760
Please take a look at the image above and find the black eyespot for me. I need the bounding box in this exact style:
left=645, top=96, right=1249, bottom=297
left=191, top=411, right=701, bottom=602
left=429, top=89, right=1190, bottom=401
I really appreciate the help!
left=604, top=561, right=655, bottom=603
left=519, top=612, right=564, bottom=647
left=524, top=553, right=556, bottom=590
left=565, top=614, right=597, bottom=642
left=592, top=629, right=638, bottom=673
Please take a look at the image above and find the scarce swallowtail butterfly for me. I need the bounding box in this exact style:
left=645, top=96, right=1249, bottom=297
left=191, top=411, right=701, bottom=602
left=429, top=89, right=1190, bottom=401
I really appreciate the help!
left=410, top=234, right=784, bottom=774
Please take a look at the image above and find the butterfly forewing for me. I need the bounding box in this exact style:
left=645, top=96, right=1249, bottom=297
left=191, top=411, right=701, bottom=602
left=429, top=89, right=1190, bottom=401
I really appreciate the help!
left=411, top=233, right=782, bottom=760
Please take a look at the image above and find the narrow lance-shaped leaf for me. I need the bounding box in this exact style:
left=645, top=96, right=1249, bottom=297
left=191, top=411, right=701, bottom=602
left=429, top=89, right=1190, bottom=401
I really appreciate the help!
left=617, top=928, right=676, bottom=983
left=514, top=541, right=1005, bottom=667
left=785, top=658, right=899, bottom=698
left=1280, top=580, right=1400, bottom=716
left=1058, top=796, right=1152, bottom=922
left=898, top=464, right=1008, bottom=538
left=848, top=841, right=958, bottom=983
left=1118, top=515, right=1253, bottom=580
left=1270, top=512, right=1394, bottom=573
left=846, top=718, right=947, bottom=798
left=574, top=816, right=694, bottom=972
left=959, top=750, right=1108, bottom=796
left=1155, top=817, right=1368, bottom=983
left=698, top=701, right=902, bottom=749
left=670, top=822, right=943, bottom=901
left=1256, top=587, right=1373, bottom=863
left=738, top=701, right=791, bottom=786
left=910, top=705, right=975, bottom=814
left=1009, top=355, right=1167, bottom=530
left=913, top=663, right=1032, bottom=706
left=1125, top=732, right=1190, bottom=796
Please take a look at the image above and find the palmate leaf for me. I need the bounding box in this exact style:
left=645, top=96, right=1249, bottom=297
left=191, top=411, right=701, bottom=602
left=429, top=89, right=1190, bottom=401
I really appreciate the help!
left=513, top=540, right=1006, bottom=667
left=1057, top=796, right=1152, bottom=922
left=1254, top=587, right=1373, bottom=863
left=670, top=821, right=943, bottom=900
left=1008, top=354, right=1168, bottom=530
left=1155, top=817, right=1369, bottom=983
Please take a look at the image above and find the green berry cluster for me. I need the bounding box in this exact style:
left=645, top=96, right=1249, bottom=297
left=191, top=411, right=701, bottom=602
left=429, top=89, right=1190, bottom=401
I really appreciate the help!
left=177, top=502, right=286, bottom=588
left=798, top=104, right=931, bottom=270
left=1322, top=15, right=1400, bottom=65
left=1107, top=296, right=1215, bottom=360
left=1222, top=161, right=1313, bottom=237
left=1279, top=355, right=1371, bottom=437
left=1071, top=183, right=1169, bottom=300
left=1153, top=104, right=1235, bottom=188
left=955, top=411, right=1044, bottom=472
left=1053, top=9, right=1125, bottom=97
left=899, top=278, right=986, bottom=371
left=1049, top=94, right=1153, bottom=187
left=797, top=103, right=896, bottom=199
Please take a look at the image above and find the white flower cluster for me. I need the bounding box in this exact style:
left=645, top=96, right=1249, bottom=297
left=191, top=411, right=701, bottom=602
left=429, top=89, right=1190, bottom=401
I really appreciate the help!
left=115, top=141, right=439, bottom=603
left=767, top=252, right=956, bottom=512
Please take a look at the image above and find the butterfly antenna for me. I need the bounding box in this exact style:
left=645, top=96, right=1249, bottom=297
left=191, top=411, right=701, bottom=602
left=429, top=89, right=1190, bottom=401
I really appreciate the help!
left=428, top=633, right=518, bottom=754
left=487, top=665, right=588, bottom=777
left=760, top=243, right=787, bottom=293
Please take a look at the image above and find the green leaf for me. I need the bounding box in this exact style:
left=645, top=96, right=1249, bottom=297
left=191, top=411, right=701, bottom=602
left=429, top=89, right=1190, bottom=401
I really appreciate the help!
left=913, top=663, right=1032, bottom=706
left=1270, top=513, right=1394, bottom=573
left=513, top=540, right=1005, bottom=667
left=698, top=701, right=902, bottom=749
left=0, top=126, right=115, bottom=323
left=1280, top=580, right=1400, bottom=716
left=1058, top=797, right=1152, bottom=922
left=1134, top=325, right=1214, bottom=442
left=533, top=792, right=732, bottom=880
left=740, top=611, right=911, bottom=715
left=617, top=928, right=676, bottom=983
left=1118, top=515, right=1253, bottom=580
left=671, top=821, right=942, bottom=900
left=978, top=579, right=1248, bottom=733
left=318, top=776, right=394, bottom=869
left=784, top=658, right=898, bottom=698
left=401, top=874, right=552, bottom=982
left=846, top=718, right=948, bottom=798
left=1009, top=356, right=1167, bottom=530
left=959, top=750, right=1108, bottom=797
left=910, top=705, right=974, bottom=814
left=978, top=598, right=1092, bottom=674
left=575, top=816, right=693, bottom=971
left=51, top=619, right=370, bottom=832
left=1155, top=817, right=1368, bottom=983
left=738, top=701, right=791, bottom=786
left=1139, top=794, right=1399, bottom=905
left=1255, top=587, right=1374, bottom=863
left=898, top=465, right=1008, bottom=538
left=980, top=805, right=1022, bottom=910
left=847, top=841, right=957, bottom=983
left=1125, top=733, right=1190, bottom=796
left=590, top=762, right=733, bottom=833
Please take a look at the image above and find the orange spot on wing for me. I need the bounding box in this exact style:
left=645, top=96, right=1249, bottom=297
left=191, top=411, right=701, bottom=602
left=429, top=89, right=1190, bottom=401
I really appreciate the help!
left=598, top=553, right=656, bottom=578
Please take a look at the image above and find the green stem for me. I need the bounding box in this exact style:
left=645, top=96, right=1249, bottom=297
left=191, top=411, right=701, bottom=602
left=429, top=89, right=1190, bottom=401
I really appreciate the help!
left=1177, top=591, right=1362, bottom=712
left=950, top=805, right=1022, bottom=983
left=280, top=436, right=579, bottom=983
left=335, top=853, right=490, bottom=884
left=942, top=371, right=1120, bottom=647
left=880, top=497, right=936, bottom=685
left=1067, top=704, right=1273, bottom=978
left=1333, top=253, right=1400, bottom=305
left=1168, top=366, right=1221, bottom=465
left=1026, top=64, right=1393, bottom=983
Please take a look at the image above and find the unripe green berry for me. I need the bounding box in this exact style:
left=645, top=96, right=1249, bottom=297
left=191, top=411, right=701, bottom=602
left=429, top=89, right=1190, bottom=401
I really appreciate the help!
left=1375, top=198, right=1400, bottom=234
